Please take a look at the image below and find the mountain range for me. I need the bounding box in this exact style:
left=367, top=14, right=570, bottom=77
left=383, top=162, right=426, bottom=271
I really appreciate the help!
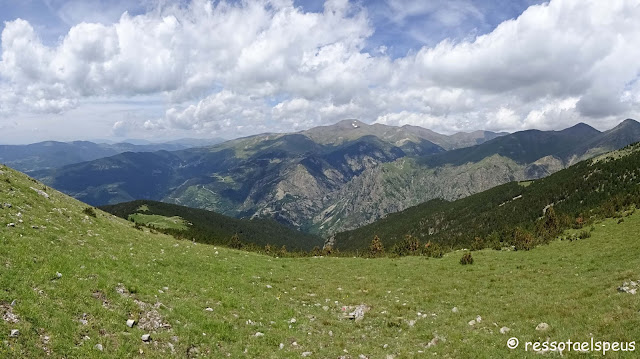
left=30, top=119, right=640, bottom=236
left=0, top=139, right=222, bottom=173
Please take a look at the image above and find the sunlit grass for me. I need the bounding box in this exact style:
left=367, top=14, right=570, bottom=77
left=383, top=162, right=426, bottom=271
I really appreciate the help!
left=1, top=165, right=639, bottom=358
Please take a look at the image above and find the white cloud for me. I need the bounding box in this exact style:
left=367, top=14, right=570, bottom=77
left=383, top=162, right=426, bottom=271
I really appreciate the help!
left=1, top=0, right=640, bottom=141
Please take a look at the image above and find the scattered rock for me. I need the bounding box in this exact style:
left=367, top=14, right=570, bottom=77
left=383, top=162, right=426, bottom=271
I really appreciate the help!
left=115, top=283, right=129, bottom=297
left=500, top=326, right=511, bottom=334
left=3, top=203, right=12, bottom=208
left=302, top=352, right=313, bottom=357
left=290, top=318, right=297, bottom=323
left=141, top=334, right=151, bottom=342
left=536, top=322, right=550, bottom=331
left=452, top=307, right=459, bottom=313
left=279, top=343, right=284, bottom=350
left=6, top=223, right=15, bottom=228
left=205, top=307, right=214, bottom=312
left=266, top=285, right=273, bottom=289
left=10, top=329, right=19, bottom=337
left=618, top=281, right=639, bottom=294
left=55, top=272, right=62, bottom=279
left=343, top=304, right=370, bottom=322
left=126, top=319, right=136, bottom=328
left=426, top=334, right=445, bottom=348
left=1, top=303, right=19, bottom=323
left=475, top=315, right=482, bottom=323
left=254, top=332, right=264, bottom=337
left=468, top=320, right=476, bottom=326
left=94, top=344, right=103, bottom=351
left=138, top=304, right=171, bottom=331
left=30, top=187, right=50, bottom=199
left=187, top=346, right=200, bottom=357
left=79, top=313, right=89, bottom=325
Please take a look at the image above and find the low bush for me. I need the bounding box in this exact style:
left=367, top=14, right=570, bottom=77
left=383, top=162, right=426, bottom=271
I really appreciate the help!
left=460, top=252, right=474, bottom=265
left=83, top=207, right=97, bottom=218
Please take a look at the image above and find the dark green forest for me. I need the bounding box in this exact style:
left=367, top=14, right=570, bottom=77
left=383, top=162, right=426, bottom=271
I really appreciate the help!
left=100, top=200, right=323, bottom=251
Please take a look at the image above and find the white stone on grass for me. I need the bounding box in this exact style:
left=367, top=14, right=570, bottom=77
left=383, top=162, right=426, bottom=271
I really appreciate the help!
left=536, top=322, right=550, bottom=331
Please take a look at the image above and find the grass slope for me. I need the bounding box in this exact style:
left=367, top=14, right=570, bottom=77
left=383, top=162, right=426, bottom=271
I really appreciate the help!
left=1, top=164, right=639, bottom=358
left=100, top=200, right=323, bottom=251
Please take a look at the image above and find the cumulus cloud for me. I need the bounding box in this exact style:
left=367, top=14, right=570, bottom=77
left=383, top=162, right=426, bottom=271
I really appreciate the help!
left=1, top=0, right=640, bottom=140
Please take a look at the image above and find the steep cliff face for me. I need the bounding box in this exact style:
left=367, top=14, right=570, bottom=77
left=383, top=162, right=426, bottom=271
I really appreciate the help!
left=311, top=155, right=529, bottom=234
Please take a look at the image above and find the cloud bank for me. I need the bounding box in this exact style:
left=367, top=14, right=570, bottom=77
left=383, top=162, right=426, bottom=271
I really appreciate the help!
left=1, top=0, right=640, bottom=140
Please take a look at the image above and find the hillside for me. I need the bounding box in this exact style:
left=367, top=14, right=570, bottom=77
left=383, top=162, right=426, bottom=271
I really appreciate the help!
left=334, top=142, right=640, bottom=252
left=100, top=200, right=323, bottom=251
left=2, top=164, right=640, bottom=357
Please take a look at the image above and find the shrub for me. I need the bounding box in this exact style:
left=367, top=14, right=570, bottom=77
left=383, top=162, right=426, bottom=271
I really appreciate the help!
left=512, top=227, right=536, bottom=251
left=392, top=234, right=420, bottom=256
left=578, top=230, right=591, bottom=239
left=422, top=241, right=444, bottom=258
left=618, top=218, right=625, bottom=224
left=368, top=235, right=385, bottom=257
left=83, top=207, right=97, bottom=218
left=536, top=206, right=561, bottom=241
left=460, top=252, right=474, bottom=265
left=322, top=246, right=335, bottom=256
left=470, top=236, right=484, bottom=251
left=229, top=233, right=244, bottom=249
left=277, top=245, right=288, bottom=257
left=310, top=246, right=323, bottom=256
left=485, top=232, right=502, bottom=250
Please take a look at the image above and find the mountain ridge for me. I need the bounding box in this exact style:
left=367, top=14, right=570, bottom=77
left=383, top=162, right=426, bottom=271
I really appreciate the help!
left=32, top=119, right=640, bottom=236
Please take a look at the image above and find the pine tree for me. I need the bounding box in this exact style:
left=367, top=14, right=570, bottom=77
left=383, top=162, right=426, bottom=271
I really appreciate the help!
left=369, top=235, right=385, bottom=257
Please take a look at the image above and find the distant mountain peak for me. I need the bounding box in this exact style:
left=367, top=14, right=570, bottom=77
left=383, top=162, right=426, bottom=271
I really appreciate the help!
left=616, top=118, right=640, bottom=128
left=333, top=119, right=367, bottom=128
left=559, top=122, right=600, bottom=136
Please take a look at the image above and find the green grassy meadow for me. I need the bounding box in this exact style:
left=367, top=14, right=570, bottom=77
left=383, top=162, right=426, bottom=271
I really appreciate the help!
left=1, top=164, right=639, bottom=358
left=127, top=213, right=188, bottom=231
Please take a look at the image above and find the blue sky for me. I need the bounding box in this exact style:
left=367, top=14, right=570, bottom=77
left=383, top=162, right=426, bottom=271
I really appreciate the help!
left=0, top=0, right=638, bottom=144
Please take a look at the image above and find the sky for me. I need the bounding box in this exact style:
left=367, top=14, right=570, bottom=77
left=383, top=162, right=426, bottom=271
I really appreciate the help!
left=0, top=0, right=639, bottom=144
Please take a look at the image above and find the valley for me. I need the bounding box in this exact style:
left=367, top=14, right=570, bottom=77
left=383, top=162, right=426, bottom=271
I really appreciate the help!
left=31, top=119, right=640, bottom=237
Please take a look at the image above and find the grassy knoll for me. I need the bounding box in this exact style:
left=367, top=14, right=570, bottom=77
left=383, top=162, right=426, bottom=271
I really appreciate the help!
left=1, top=164, right=639, bottom=358
left=127, top=213, right=188, bottom=231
